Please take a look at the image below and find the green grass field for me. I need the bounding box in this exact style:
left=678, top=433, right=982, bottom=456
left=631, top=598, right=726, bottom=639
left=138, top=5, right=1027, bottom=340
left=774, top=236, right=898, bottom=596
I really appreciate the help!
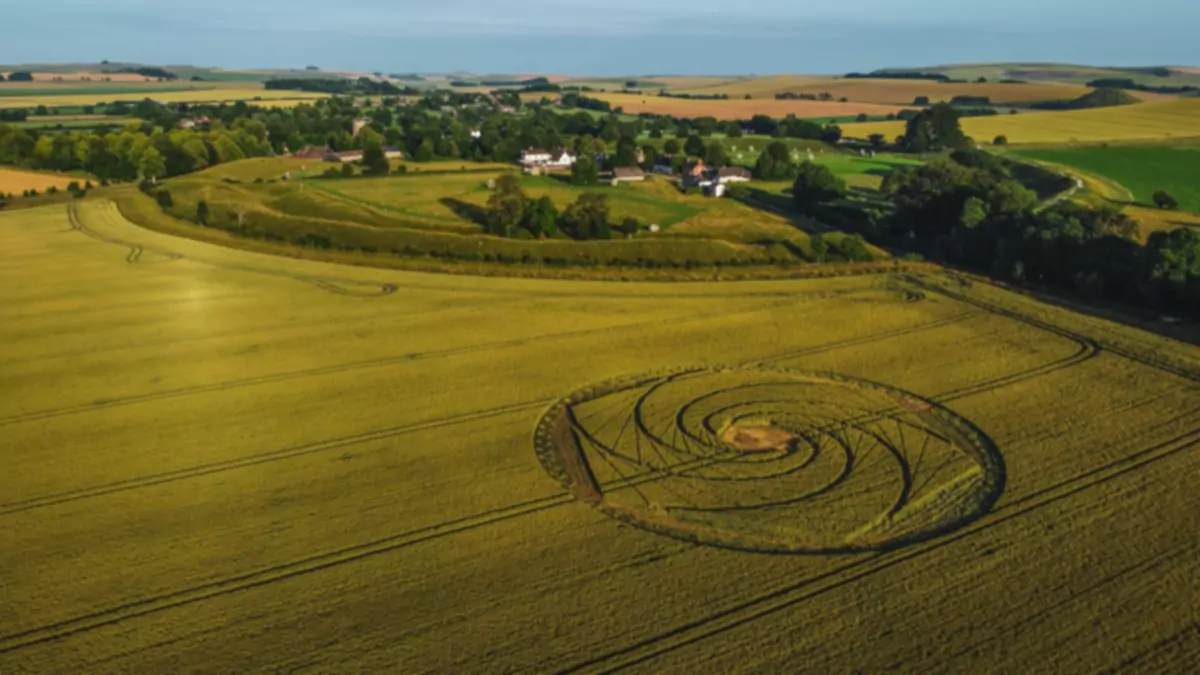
left=1011, top=145, right=1200, bottom=213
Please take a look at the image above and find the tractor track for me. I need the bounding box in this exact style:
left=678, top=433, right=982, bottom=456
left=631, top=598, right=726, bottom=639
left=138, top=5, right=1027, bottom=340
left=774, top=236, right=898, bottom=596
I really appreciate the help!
left=561, top=426, right=1200, bottom=674
left=1, top=310, right=997, bottom=515
left=0, top=293, right=803, bottom=428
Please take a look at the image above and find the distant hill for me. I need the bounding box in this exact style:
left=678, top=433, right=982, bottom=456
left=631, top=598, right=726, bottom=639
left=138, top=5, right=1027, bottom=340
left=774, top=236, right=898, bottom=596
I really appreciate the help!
left=872, top=63, right=1200, bottom=89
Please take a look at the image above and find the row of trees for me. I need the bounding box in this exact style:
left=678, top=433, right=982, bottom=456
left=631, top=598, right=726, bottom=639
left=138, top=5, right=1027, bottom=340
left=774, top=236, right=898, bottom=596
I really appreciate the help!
left=484, top=174, right=633, bottom=240
left=0, top=122, right=271, bottom=180
left=882, top=151, right=1200, bottom=316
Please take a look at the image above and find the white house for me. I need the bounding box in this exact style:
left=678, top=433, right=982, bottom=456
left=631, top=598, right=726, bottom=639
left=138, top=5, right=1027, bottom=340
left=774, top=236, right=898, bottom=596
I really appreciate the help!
left=521, top=147, right=577, bottom=169
left=469, top=128, right=482, bottom=139
left=521, top=148, right=552, bottom=165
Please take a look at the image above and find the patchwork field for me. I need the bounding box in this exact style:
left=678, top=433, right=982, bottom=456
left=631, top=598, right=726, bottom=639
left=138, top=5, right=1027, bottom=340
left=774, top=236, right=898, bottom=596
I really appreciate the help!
left=1011, top=145, right=1200, bottom=213
left=589, top=93, right=913, bottom=120
left=0, top=167, right=78, bottom=194
left=0, top=201, right=1197, bottom=673
left=842, top=98, right=1200, bottom=145
left=677, top=77, right=1096, bottom=105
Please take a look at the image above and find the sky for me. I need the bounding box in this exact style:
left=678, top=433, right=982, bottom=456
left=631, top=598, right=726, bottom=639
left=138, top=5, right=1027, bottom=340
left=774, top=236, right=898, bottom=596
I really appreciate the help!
left=6, top=0, right=1199, bottom=75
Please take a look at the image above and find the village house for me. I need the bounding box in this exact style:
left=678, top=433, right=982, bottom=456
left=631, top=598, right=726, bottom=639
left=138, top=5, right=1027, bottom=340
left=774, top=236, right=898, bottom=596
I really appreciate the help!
left=520, top=147, right=577, bottom=170
left=611, top=167, right=645, bottom=184
left=351, top=118, right=372, bottom=137
left=175, top=116, right=211, bottom=130
left=382, top=146, right=404, bottom=160
left=680, top=160, right=710, bottom=187
left=714, top=166, right=752, bottom=184
left=469, top=128, right=482, bottom=139
left=325, top=149, right=364, bottom=163
left=293, top=145, right=331, bottom=160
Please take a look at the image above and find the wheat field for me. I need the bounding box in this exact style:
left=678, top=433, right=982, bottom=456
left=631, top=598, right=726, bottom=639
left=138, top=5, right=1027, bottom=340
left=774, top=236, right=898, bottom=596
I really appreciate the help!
left=0, top=200, right=1197, bottom=673
left=0, top=88, right=327, bottom=109
left=0, top=168, right=78, bottom=194
left=843, top=98, right=1200, bottom=145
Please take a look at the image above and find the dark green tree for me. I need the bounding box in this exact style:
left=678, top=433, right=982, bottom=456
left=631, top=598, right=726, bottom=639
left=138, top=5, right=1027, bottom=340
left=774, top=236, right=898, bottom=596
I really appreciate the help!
left=1153, top=190, right=1179, bottom=210
left=753, top=141, right=797, bottom=180
left=571, top=155, right=599, bottom=185
left=522, top=195, right=558, bottom=238
left=683, top=135, right=706, bottom=157
left=485, top=173, right=527, bottom=237
left=663, top=138, right=681, bottom=154
left=561, top=193, right=610, bottom=240
left=704, top=142, right=728, bottom=167
left=361, top=145, right=389, bottom=175
left=155, top=189, right=173, bottom=210
left=791, top=161, right=845, bottom=214
left=900, top=103, right=968, bottom=152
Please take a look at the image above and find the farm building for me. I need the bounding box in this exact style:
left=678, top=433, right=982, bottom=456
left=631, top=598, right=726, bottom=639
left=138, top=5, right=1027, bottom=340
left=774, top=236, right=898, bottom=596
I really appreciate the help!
left=520, top=147, right=577, bottom=170
left=611, top=167, right=646, bottom=184
left=382, top=146, right=404, bottom=160
left=293, top=145, right=331, bottom=160
left=325, top=149, right=364, bottom=163
left=175, top=116, right=211, bottom=130
left=715, top=166, right=752, bottom=184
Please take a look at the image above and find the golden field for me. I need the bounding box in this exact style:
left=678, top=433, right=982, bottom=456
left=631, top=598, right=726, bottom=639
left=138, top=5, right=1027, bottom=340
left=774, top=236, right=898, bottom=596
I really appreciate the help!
left=0, top=167, right=78, bottom=193
left=0, top=199, right=1197, bottom=672
left=843, top=98, right=1200, bottom=144
left=0, top=87, right=328, bottom=109
left=675, top=77, right=1097, bottom=104
left=590, top=92, right=911, bottom=120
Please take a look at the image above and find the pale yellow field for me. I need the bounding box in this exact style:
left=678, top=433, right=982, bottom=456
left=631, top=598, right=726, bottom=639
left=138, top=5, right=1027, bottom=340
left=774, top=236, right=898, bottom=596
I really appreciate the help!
left=718, top=78, right=1096, bottom=104
left=843, top=98, right=1200, bottom=144
left=0, top=200, right=1197, bottom=673
left=674, top=75, right=838, bottom=98
left=0, top=88, right=328, bottom=109
left=0, top=71, right=152, bottom=83
left=0, top=167, right=78, bottom=193
left=591, top=92, right=911, bottom=120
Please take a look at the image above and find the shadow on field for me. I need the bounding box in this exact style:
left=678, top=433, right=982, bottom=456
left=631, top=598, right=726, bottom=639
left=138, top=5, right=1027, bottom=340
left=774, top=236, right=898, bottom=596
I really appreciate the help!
left=439, top=198, right=487, bottom=226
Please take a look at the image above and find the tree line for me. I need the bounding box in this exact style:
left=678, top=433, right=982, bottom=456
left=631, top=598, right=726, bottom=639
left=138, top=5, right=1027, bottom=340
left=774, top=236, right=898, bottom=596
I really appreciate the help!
left=483, top=174, right=639, bottom=240
left=881, top=150, right=1200, bottom=317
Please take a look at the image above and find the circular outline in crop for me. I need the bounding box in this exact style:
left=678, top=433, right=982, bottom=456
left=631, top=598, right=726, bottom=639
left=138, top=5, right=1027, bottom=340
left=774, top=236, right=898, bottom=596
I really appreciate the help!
left=534, top=365, right=1005, bottom=554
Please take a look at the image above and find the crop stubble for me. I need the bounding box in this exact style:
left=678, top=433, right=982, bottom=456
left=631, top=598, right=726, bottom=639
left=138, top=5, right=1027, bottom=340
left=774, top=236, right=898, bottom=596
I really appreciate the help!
left=0, top=201, right=1196, bottom=673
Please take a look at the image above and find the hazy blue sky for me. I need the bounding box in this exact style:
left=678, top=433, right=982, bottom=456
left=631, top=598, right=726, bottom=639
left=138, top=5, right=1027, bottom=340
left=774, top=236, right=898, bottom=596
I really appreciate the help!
left=7, top=0, right=1198, bottom=74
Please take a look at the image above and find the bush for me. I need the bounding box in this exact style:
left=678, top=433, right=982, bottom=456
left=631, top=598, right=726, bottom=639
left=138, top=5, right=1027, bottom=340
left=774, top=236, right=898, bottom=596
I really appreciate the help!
left=993, top=135, right=1008, bottom=146
left=67, top=181, right=80, bottom=193
left=48, top=186, right=59, bottom=195
left=155, top=190, right=174, bottom=210
left=340, top=163, right=354, bottom=177
left=197, top=200, right=209, bottom=225
left=1153, top=191, right=1179, bottom=210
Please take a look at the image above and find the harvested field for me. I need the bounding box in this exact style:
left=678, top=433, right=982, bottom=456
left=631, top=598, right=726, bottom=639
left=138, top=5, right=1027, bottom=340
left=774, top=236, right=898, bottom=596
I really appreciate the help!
left=0, top=167, right=78, bottom=193
left=843, top=98, right=1200, bottom=145
left=672, top=75, right=837, bottom=97
left=0, top=200, right=1197, bottom=673
left=0, top=87, right=327, bottom=109
left=590, top=93, right=912, bottom=120
left=679, top=77, right=1093, bottom=105
left=0, top=71, right=153, bottom=83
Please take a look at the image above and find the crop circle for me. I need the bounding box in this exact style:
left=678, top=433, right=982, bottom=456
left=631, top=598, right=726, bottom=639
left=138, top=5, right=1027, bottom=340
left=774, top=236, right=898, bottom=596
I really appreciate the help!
left=534, top=366, right=1004, bottom=554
